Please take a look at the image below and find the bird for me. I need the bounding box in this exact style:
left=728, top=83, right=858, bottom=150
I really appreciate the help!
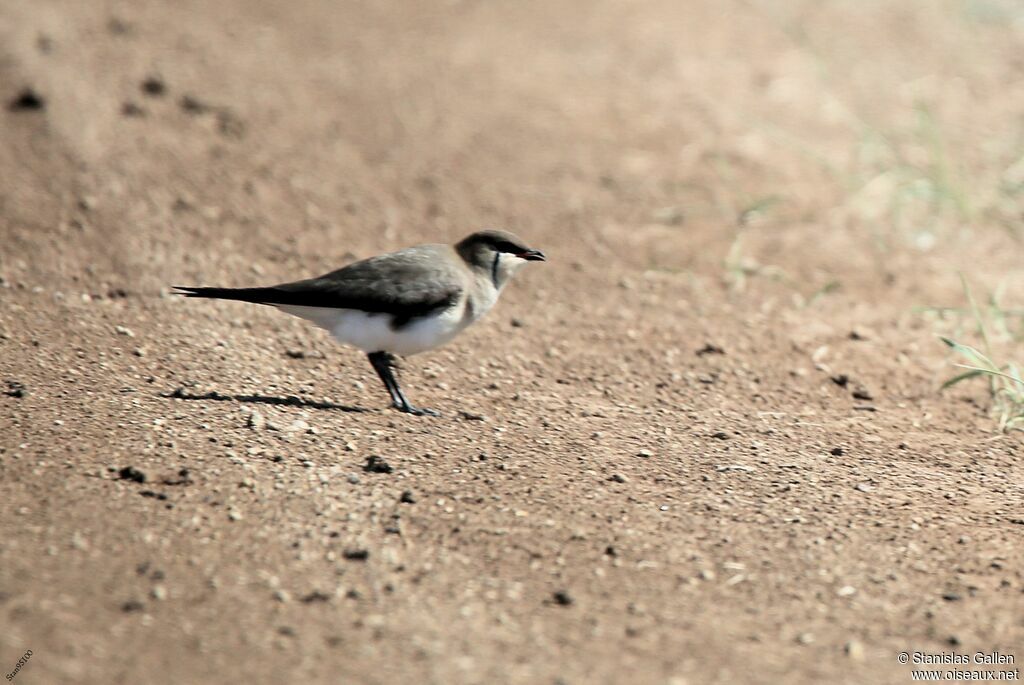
left=174, top=230, right=546, bottom=416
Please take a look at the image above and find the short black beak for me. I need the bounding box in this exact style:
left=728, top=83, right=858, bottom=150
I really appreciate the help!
left=518, top=249, right=546, bottom=262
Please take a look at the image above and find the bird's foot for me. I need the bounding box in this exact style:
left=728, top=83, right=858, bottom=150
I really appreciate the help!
left=393, top=402, right=441, bottom=417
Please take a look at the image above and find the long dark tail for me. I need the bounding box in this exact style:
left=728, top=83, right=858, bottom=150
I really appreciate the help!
left=172, top=286, right=280, bottom=304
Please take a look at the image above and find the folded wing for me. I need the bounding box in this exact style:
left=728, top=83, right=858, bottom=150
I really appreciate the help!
left=174, top=245, right=463, bottom=325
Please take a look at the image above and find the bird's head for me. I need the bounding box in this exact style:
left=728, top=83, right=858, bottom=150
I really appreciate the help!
left=455, top=229, right=546, bottom=288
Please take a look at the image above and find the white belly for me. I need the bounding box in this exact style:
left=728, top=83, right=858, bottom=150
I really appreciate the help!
left=277, top=302, right=473, bottom=356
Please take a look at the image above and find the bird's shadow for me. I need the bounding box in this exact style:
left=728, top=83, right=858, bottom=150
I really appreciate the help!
left=162, top=387, right=369, bottom=413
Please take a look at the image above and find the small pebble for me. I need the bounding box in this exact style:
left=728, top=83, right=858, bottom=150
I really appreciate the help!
left=9, top=88, right=45, bottom=111
left=118, top=466, right=146, bottom=483
left=141, top=76, right=166, bottom=96
left=364, top=455, right=393, bottom=474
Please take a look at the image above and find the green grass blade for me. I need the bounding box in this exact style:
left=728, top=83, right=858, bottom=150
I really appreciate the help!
left=940, top=369, right=985, bottom=390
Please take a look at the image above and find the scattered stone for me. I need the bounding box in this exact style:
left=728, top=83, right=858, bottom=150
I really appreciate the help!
left=830, top=374, right=849, bottom=387
left=121, top=599, right=145, bottom=612
left=852, top=388, right=873, bottom=401
left=636, top=449, right=653, bottom=458
left=364, top=455, right=393, bottom=474
left=278, top=626, right=296, bottom=637
left=458, top=411, right=486, bottom=421
left=141, top=76, right=166, bottom=97
left=510, top=318, right=524, bottom=328
left=830, top=447, right=844, bottom=456
left=845, top=641, right=865, bottom=660
left=151, top=585, right=167, bottom=601
left=710, top=431, right=729, bottom=440
left=716, top=464, right=753, bottom=473
left=854, top=483, right=873, bottom=493
left=162, top=468, right=192, bottom=486
left=227, top=510, right=242, bottom=521
left=4, top=380, right=27, bottom=398
left=247, top=411, right=266, bottom=430
left=272, top=589, right=291, bottom=602
left=399, top=490, right=415, bottom=504
left=115, top=325, right=135, bottom=337
left=179, top=94, right=212, bottom=114
left=941, top=592, right=961, bottom=602
left=605, top=545, right=617, bottom=557
left=140, top=490, right=168, bottom=501
left=343, top=549, right=370, bottom=561
left=346, top=474, right=360, bottom=485
left=120, top=100, right=145, bottom=116
left=837, top=585, right=857, bottom=597
left=609, top=473, right=628, bottom=483
left=118, top=466, right=147, bottom=483
left=216, top=109, right=245, bottom=138
left=796, top=632, right=814, bottom=645
left=8, top=88, right=44, bottom=112
left=301, top=591, right=331, bottom=603
left=551, top=590, right=574, bottom=606
left=696, top=343, right=725, bottom=356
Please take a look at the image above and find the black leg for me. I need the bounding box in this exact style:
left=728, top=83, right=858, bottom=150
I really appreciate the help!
left=366, top=352, right=440, bottom=417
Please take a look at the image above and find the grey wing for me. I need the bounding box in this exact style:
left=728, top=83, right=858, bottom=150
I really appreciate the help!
left=269, top=246, right=463, bottom=322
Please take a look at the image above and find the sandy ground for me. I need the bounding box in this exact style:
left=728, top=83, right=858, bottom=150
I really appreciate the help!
left=2, top=1, right=1023, bottom=683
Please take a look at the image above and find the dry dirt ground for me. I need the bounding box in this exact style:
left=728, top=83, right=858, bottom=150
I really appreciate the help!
left=2, top=1, right=1023, bottom=683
